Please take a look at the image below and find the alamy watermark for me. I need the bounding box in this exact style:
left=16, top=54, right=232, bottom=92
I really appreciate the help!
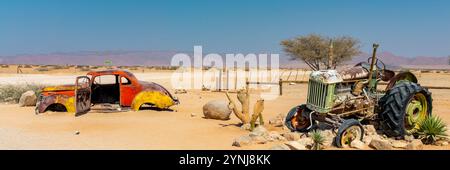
left=170, top=46, right=281, bottom=100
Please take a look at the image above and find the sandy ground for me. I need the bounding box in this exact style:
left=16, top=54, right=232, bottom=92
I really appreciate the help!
left=0, top=70, right=449, bottom=150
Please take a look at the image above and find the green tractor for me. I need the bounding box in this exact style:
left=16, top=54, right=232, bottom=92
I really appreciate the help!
left=285, top=44, right=432, bottom=147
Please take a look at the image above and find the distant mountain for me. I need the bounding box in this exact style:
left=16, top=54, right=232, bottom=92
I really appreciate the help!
left=0, top=50, right=448, bottom=69
left=0, top=51, right=184, bottom=66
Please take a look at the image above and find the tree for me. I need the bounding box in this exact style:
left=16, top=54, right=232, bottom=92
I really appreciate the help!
left=281, top=34, right=361, bottom=70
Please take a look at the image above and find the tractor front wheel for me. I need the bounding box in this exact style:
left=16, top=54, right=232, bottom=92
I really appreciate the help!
left=285, top=104, right=315, bottom=132
left=335, top=119, right=364, bottom=148
left=378, top=82, right=432, bottom=137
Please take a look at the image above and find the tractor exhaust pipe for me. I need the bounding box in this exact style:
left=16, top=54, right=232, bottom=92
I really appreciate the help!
left=368, top=44, right=379, bottom=89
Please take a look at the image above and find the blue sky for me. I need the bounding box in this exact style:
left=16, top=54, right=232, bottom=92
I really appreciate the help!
left=0, top=0, right=449, bottom=57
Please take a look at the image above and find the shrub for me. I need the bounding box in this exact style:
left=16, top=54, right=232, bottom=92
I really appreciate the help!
left=0, top=84, right=44, bottom=103
left=311, top=130, right=325, bottom=150
left=416, top=115, right=448, bottom=144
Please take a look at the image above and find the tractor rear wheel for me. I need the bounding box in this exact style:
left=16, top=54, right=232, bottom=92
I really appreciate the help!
left=378, top=82, right=432, bottom=137
left=285, top=104, right=315, bottom=132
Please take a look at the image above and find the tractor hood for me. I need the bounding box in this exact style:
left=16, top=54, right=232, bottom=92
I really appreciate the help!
left=309, top=70, right=343, bottom=84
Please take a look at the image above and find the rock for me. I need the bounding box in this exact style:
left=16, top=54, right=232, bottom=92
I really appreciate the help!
left=268, top=114, right=284, bottom=127
left=18, top=90, right=37, bottom=107
left=369, top=139, right=393, bottom=150
left=74, top=131, right=80, bottom=135
left=268, top=131, right=286, bottom=141
left=364, top=125, right=377, bottom=136
left=320, top=130, right=335, bottom=148
left=240, top=123, right=251, bottom=130
left=250, top=126, right=268, bottom=136
left=282, top=132, right=301, bottom=141
left=202, top=100, right=232, bottom=120
left=190, top=113, right=196, bottom=117
left=175, top=89, right=187, bottom=94
left=363, top=136, right=372, bottom=145
left=404, top=135, right=415, bottom=142
left=270, top=144, right=290, bottom=150
left=285, top=141, right=307, bottom=150
left=250, top=136, right=268, bottom=144
left=297, top=138, right=314, bottom=146
left=350, top=140, right=366, bottom=149
left=406, top=139, right=423, bottom=150
left=232, top=135, right=253, bottom=147
left=436, top=140, right=449, bottom=146
left=391, top=140, right=408, bottom=149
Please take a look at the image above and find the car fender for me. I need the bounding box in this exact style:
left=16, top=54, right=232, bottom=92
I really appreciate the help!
left=36, top=94, right=76, bottom=114
left=130, top=90, right=177, bottom=111
left=385, top=71, right=418, bottom=91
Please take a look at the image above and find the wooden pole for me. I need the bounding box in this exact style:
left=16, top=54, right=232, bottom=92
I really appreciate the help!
left=279, top=78, right=283, bottom=96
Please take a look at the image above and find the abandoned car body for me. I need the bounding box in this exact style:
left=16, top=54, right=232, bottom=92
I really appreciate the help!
left=35, top=70, right=179, bottom=115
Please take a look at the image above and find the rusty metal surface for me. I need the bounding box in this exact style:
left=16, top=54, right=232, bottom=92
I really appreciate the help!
left=309, top=70, right=343, bottom=84
left=338, top=66, right=369, bottom=81
left=36, top=69, right=178, bottom=114
left=36, top=94, right=75, bottom=114
left=385, top=72, right=418, bottom=90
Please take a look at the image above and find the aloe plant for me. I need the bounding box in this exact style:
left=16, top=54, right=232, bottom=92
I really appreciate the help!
left=416, top=115, right=448, bottom=144
left=311, top=130, right=325, bottom=150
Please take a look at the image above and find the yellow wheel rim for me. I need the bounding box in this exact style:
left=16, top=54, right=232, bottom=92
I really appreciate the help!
left=340, top=126, right=362, bottom=147
left=405, top=93, right=428, bottom=134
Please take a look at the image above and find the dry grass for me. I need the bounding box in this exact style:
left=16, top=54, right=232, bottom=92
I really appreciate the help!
left=0, top=84, right=44, bottom=103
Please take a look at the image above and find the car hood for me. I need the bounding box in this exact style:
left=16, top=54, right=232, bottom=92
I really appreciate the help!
left=42, top=84, right=76, bottom=92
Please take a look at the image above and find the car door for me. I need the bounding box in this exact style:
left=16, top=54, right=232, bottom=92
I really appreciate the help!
left=119, top=76, right=137, bottom=106
left=75, top=76, right=91, bottom=115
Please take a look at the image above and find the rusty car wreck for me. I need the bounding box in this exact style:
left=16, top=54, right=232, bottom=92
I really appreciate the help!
left=35, top=70, right=179, bottom=115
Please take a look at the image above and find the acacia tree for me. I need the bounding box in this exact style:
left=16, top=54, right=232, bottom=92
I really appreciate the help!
left=281, top=34, right=361, bottom=70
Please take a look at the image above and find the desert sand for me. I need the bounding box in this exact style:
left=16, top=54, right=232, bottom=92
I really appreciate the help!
left=0, top=68, right=449, bottom=150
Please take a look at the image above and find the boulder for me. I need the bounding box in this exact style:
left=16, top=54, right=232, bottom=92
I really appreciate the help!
left=363, top=136, right=373, bottom=145
left=436, top=140, right=449, bottom=146
left=406, top=139, right=423, bottom=150
left=202, top=100, right=232, bottom=120
left=369, top=139, right=393, bottom=150
left=285, top=141, right=307, bottom=150
left=250, top=135, right=268, bottom=144
left=232, top=135, right=253, bottom=147
left=364, top=125, right=377, bottom=136
left=270, top=144, right=290, bottom=150
left=282, top=132, right=301, bottom=141
left=297, top=138, right=314, bottom=146
left=320, top=130, right=335, bottom=148
left=250, top=126, right=268, bottom=137
left=18, top=90, right=37, bottom=107
left=404, top=135, right=415, bottom=142
left=268, top=131, right=286, bottom=141
left=391, top=140, right=408, bottom=149
left=350, top=140, right=366, bottom=149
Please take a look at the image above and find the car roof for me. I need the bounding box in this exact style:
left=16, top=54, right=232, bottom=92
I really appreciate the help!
left=87, top=69, right=130, bottom=74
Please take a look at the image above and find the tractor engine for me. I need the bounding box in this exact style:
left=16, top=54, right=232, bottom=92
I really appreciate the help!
left=306, top=66, right=373, bottom=117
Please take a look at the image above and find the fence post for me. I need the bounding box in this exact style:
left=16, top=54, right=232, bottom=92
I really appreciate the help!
left=279, top=78, right=283, bottom=96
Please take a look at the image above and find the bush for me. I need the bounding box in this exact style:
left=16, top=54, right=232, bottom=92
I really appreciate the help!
left=416, top=115, right=448, bottom=144
left=311, top=130, right=325, bottom=150
left=0, top=84, right=44, bottom=103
